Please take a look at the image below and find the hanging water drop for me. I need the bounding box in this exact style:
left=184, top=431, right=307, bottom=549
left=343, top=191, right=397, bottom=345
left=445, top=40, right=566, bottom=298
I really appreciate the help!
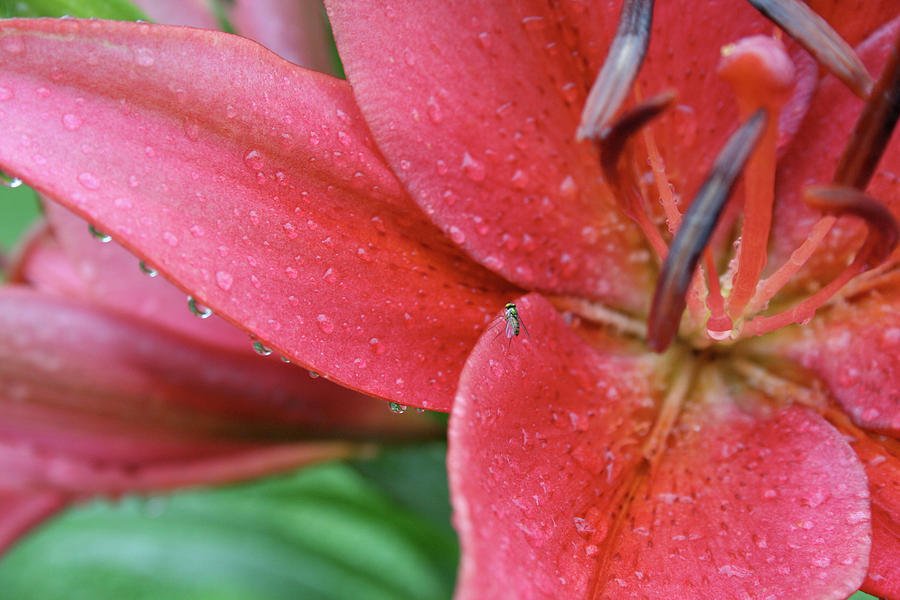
left=187, top=296, right=212, bottom=319
left=308, top=370, right=320, bottom=378
left=139, top=261, right=158, bottom=277
left=389, top=402, right=408, bottom=414
left=0, top=172, right=22, bottom=188
left=88, top=224, right=112, bottom=243
left=252, top=341, right=272, bottom=356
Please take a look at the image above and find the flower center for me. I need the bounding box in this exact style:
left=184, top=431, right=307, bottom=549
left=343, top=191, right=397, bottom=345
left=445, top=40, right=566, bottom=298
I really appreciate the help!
left=582, top=5, right=900, bottom=353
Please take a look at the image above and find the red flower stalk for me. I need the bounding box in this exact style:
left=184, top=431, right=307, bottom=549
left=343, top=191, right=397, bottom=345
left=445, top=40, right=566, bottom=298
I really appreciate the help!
left=1, top=1, right=900, bottom=598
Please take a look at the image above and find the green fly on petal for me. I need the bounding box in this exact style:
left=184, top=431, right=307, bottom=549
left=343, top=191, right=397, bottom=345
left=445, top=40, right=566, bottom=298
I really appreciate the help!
left=490, top=302, right=531, bottom=349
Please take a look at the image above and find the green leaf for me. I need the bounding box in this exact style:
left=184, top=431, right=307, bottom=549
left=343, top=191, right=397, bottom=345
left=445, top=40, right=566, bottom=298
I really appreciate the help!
left=0, top=182, right=40, bottom=253
left=351, top=442, right=454, bottom=535
left=0, top=0, right=148, bottom=20
left=0, top=460, right=458, bottom=600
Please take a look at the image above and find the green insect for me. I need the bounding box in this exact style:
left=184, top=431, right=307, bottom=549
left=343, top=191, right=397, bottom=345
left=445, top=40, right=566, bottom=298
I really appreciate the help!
left=491, top=302, right=530, bottom=345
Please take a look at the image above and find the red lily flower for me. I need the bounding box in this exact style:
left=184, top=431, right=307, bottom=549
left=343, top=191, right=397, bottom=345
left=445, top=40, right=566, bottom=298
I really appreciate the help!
left=0, top=196, right=437, bottom=553
left=1, top=1, right=900, bottom=598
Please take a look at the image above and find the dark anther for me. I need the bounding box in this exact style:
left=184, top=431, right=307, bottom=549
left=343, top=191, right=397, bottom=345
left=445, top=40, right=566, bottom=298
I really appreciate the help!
left=599, top=90, right=677, bottom=193
left=647, top=109, right=768, bottom=352
left=746, top=0, right=873, bottom=99
left=805, top=185, right=900, bottom=269
left=578, top=0, right=655, bottom=140
left=834, top=28, right=900, bottom=189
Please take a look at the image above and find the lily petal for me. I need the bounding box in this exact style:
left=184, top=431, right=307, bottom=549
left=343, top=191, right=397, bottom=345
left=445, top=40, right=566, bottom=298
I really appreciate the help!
left=0, top=491, right=67, bottom=554
left=765, top=289, right=900, bottom=434
left=597, top=400, right=870, bottom=600
left=0, top=19, right=515, bottom=410
left=326, top=1, right=655, bottom=308
left=0, top=286, right=437, bottom=439
left=450, top=294, right=871, bottom=599
left=849, top=433, right=900, bottom=598
left=449, top=293, right=662, bottom=598
left=43, top=202, right=253, bottom=353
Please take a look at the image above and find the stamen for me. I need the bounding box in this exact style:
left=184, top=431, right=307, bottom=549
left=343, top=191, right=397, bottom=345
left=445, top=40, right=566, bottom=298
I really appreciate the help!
left=640, top=108, right=710, bottom=327
left=746, top=0, right=874, bottom=98
left=599, top=91, right=676, bottom=258
left=741, top=185, right=899, bottom=337
left=834, top=27, right=900, bottom=188
left=648, top=110, right=767, bottom=352
left=718, top=36, right=795, bottom=321
left=703, top=249, right=732, bottom=340
left=745, top=29, right=900, bottom=317
left=577, top=0, right=655, bottom=140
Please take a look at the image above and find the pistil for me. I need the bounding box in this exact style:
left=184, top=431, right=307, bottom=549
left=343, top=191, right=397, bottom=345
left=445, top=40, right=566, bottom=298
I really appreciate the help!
left=718, top=36, right=794, bottom=322
left=742, top=26, right=900, bottom=335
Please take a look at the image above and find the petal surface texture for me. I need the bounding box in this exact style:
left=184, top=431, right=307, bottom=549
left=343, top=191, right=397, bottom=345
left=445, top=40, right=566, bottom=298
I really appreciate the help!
left=327, top=1, right=655, bottom=309
left=450, top=296, right=871, bottom=599
left=0, top=19, right=516, bottom=410
left=773, top=289, right=900, bottom=434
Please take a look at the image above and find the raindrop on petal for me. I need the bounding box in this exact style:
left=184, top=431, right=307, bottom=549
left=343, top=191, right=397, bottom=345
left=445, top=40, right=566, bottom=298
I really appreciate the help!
left=187, top=296, right=212, bottom=319
left=252, top=341, right=272, bottom=356
left=138, top=261, right=158, bottom=277
left=88, top=224, right=111, bottom=243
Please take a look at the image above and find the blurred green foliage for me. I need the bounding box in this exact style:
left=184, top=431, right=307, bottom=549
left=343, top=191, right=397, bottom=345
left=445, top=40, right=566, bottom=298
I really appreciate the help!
left=0, top=446, right=458, bottom=600
left=0, top=0, right=147, bottom=19
left=0, top=183, right=40, bottom=253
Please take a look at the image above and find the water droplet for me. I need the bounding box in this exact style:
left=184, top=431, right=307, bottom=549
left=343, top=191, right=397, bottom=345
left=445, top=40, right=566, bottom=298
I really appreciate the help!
left=461, top=151, right=486, bottom=182
left=510, top=169, right=529, bottom=189
left=449, top=226, right=466, bottom=245
left=215, top=271, right=233, bottom=291
left=706, top=326, right=732, bottom=341
left=316, top=313, right=335, bottom=333
left=88, top=224, right=111, bottom=243
left=252, top=341, right=272, bottom=356
left=182, top=117, right=200, bottom=141
left=61, top=113, right=82, bottom=130
left=477, top=31, right=492, bottom=49
left=0, top=172, right=22, bottom=188
left=558, top=175, right=578, bottom=199
left=308, top=370, right=320, bottom=378
left=559, top=82, right=579, bottom=104
left=369, top=337, right=386, bottom=355
left=280, top=355, right=291, bottom=363
left=521, top=15, right=546, bottom=30
left=426, top=96, right=443, bottom=123
left=2, top=36, right=25, bottom=54
left=389, top=402, right=407, bottom=414
left=139, top=261, right=158, bottom=277
left=162, top=231, right=179, bottom=247
left=244, top=149, right=264, bottom=171
left=134, top=47, right=155, bottom=66
left=308, top=131, right=320, bottom=146
left=402, top=48, right=416, bottom=66
left=187, top=296, right=212, bottom=319
left=77, top=172, right=100, bottom=190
